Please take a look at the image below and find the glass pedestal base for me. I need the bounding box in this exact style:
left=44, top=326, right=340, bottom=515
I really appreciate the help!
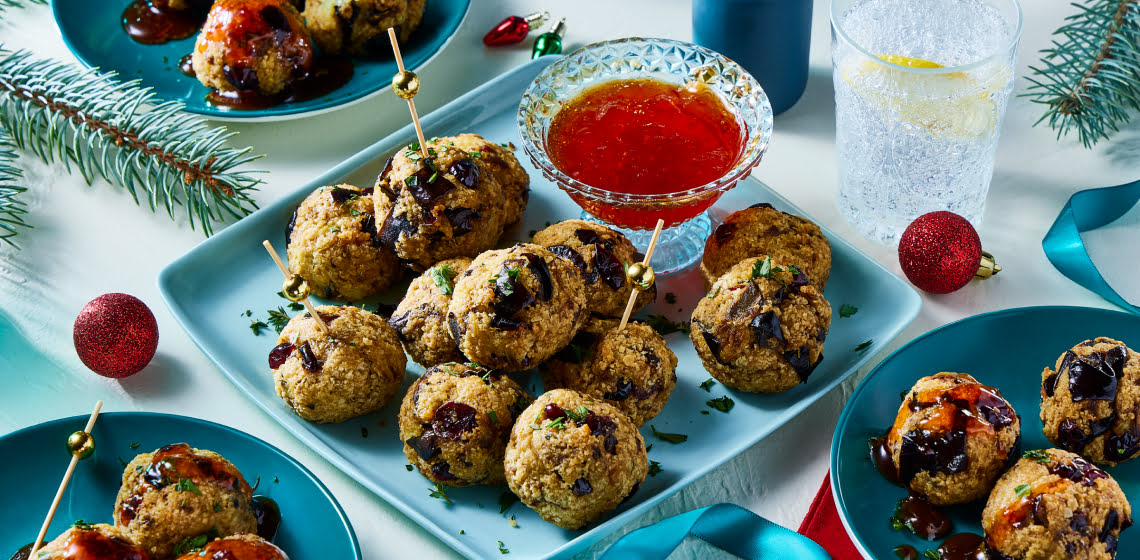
left=580, top=211, right=711, bottom=275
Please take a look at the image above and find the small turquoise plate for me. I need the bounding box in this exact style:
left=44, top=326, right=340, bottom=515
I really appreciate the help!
left=0, top=412, right=360, bottom=559
left=158, top=58, right=923, bottom=559
left=831, top=306, right=1140, bottom=559
left=52, top=0, right=470, bottom=121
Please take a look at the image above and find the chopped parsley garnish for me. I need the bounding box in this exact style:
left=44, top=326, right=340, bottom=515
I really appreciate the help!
left=889, top=515, right=909, bottom=532
left=327, top=225, right=340, bottom=233
left=1023, top=450, right=1050, bottom=463
left=249, top=319, right=268, bottom=335
left=266, top=307, right=291, bottom=333
left=497, top=540, right=509, bottom=554
left=431, top=263, right=457, bottom=295
left=1015, top=484, right=1031, bottom=498
left=460, top=529, right=465, bottom=535
left=664, top=292, right=677, bottom=304
left=648, top=460, right=662, bottom=477
left=175, top=478, right=202, bottom=495
left=243, top=310, right=251, bottom=317
left=839, top=304, right=859, bottom=318
left=273, top=476, right=278, bottom=483
left=700, top=410, right=710, bottom=415
left=469, top=151, right=484, bottom=159
left=129, top=441, right=140, bottom=449
left=172, top=527, right=219, bottom=555
left=699, top=378, right=716, bottom=392
left=213, top=502, right=222, bottom=512
left=565, top=405, right=589, bottom=422
left=855, top=339, right=874, bottom=352
left=404, top=143, right=422, bottom=160
left=349, top=208, right=361, bottom=216
left=405, top=464, right=414, bottom=471
left=498, top=491, right=519, bottom=514
left=706, top=396, right=735, bottom=413
left=645, top=315, right=691, bottom=336
left=489, top=410, right=498, bottom=424
left=118, top=456, right=129, bottom=468
left=923, top=550, right=941, bottom=559
left=534, top=416, right=567, bottom=430
left=706, top=286, right=720, bottom=299
left=361, top=427, right=369, bottom=438
left=651, top=425, right=688, bottom=444
left=288, top=302, right=304, bottom=311
left=72, top=519, right=95, bottom=530
left=429, top=483, right=452, bottom=504
left=750, top=256, right=784, bottom=280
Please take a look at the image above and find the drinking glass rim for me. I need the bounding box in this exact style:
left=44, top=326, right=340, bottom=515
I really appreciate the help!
left=829, top=0, right=1023, bottom=75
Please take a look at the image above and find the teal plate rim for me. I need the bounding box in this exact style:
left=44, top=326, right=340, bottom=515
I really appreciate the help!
left=156, top=57, right=924, bottom=559
left=829, top=304, right=1138, bottom=560
left=51, top=0, right=471, bottom=121
left=0, top=410, right=361, bottom=558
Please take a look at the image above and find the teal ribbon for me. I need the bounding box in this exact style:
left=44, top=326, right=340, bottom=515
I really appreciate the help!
left=598, top=503, right=832, bottom=559
left=1042, top=178, right=1140, bottom=315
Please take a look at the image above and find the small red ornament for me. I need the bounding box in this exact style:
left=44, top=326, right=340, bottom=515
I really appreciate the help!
left=73, top=293, right=159, bottom=378
left=898, top=211, right=1001, bottom=294
left=483, top=11, right=549, bottom=46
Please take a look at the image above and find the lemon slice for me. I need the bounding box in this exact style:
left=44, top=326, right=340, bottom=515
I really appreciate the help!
left=840, top=53, right=1005, bottom=139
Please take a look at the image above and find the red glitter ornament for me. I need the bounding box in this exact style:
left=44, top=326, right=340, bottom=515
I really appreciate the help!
left=898, top=211, right=1001, bottom=294
left=73, top=293, right=158, bottom=378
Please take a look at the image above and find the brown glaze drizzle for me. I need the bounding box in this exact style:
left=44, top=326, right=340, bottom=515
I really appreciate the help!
left=252, top=495, right=282, bottom=541
left=936, top=533, right=987, bottom=560
left=870, top=434, right=901, bottom=484
left=121, top=0, right=210, bottom=45
left=892, top=545, right=918, bottom=560
left=36, top=528, right=150, bottom=560
left=892, top=494, right=953, bottom=541
left=206, top=56, right=353, bottom=110
left=8, top=543, right=32, bottom=560
left=178, top=54, right=195, bottom=77
left=118, top=443, right=249, bottom=527
left=190, top=536, right=287, bottom=560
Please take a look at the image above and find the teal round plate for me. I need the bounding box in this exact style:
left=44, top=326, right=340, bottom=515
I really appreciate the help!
left=831, top=306, right=1140, bottom=559
left=52, top=0, right=471, bottom=121
left=0, top=412, right=360, bottom=558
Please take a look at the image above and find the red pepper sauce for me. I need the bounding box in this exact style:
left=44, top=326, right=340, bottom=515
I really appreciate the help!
left=546, top=78, right=744, bottom=228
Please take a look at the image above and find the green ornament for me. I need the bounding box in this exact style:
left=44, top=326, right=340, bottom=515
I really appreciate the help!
left=531, top=18, right=566, bottom=59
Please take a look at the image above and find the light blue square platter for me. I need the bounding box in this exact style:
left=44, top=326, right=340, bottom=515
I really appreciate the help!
left=158, top=57, right=922, bottom=559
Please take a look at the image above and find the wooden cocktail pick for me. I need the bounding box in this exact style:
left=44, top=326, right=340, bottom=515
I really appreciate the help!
left=387, top=27, right=430, bottom=160
left=28, top=400, right=103, bottom=558
left=618, top=219, right=666, bottom=330
left=262, top=240, right=329, bottom=335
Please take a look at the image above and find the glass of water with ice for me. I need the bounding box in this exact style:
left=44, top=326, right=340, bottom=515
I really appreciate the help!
left=831, top=0, right=1021, bottom=246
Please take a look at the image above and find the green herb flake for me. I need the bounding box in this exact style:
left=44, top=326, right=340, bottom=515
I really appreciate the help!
left=700, top=410, right=710, bottom=415
left=664, top=292, right=677, bottom=304
left=249, top=319, right=268, bottom=335
left=172, top=527, right=220, bottom=555
left=72, top=519, right=95, bottom=530
left=243, top=310, right=251, bottom=317
left=429, top=483, right=452, bottom=504
left=648, top=460, right=662, bottom=477
left=889, top=515, right=907, bottom=532
left=645, top=315, right=691, bottom=336
left=855, top=339, right=874, bottom=352
left=498, top=491, right=519, bottom=514
left=839, top=304, right=859, bottom=318
left=1022, top=450, right=1050, bottom=463
left=497, top=541, right=509, bottom=554
left=751, top=256, right=773, bottom=279
left=213, top=502, right=221, bottom=512
left=1015, top=484, right=1031, bottom=498
left=266, top=307, right=291, bottom=333
left=431, top=263, right=457, bottom=295
left=706, top=396, right=735, bottom=413
left=489, top=410, right=499, bottom=424
left=405, top=464, right=414, bottom=471
left=699, top=378, right=716, bottom=392
left=470, top=151, right=484, bottom=159
left=118, top=456, right=129, bottom=468
left=923, top=550, right=941, bottom=560
left=288, top=302, right=304, bottom=311
left=175, top=478, right=202, bottom=495
left=460, top=529, right=465, bottom=535
left=706, top=286, right=720, bottom=299
left=273, top=476, right=278, bottom=483
left=129, top=442, right=140, bottom=449
left=651, top=425, right=688, bottom=444
left=349, top=208, right=361, bottom=216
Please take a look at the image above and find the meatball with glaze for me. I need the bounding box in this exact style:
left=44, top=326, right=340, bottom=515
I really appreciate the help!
left=174, top=533, right=288, bottom=560
left=191, top=0, right=313, bottom=96
left=303, top=0, right=426, bottom=55
left=35, top=523, right=149, bottom=560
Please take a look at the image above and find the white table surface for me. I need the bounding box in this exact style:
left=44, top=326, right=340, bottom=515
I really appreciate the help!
left=2, top=0, right=1138, bottom=558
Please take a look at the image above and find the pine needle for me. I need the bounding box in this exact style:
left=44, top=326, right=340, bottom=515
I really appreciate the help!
left=0, top=0, right=46, bottom=12
left=0, top=128, right=30, bottom=247
left=1023, top=0, right=1140, bottom=147
left=0, top=48, right=262, bottom=236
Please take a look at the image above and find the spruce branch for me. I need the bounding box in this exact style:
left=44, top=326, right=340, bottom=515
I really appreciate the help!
left=0, top=48, right=262, bottom=236
left=0, top=0, right=46, bottom=12
left=0, top=128, right=30, bottom=247
left=1023, top=0, right=1140, bottom=148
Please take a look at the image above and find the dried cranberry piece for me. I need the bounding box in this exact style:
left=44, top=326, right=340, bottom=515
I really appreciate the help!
left=1071, top=510, right=1089, bottom=533
left=748, top=202, right=774, bottom=210
left=447, top=313, right=462, bottom=342
left=285, top=208, right=298, bottom=247
left=431, top=461, right=458, bottom=481
left=1106, top=430, right=1140, bottom=463
left=1105, top=533, right=1118, bottom=554
left=789, top=266, right=810, bottom=290
left=491, top=261, right=535, bottom=319
left=378, top=212, right=416, bottom=248
left=330, top=186, right=356, bottom=204
left=977, top=391, right=1016, bottom=429
left=449, top=160, right=480, bottom=188
left=750, top=311, right=784, bottom=347
left=298, top=341, right=322, bottom=372
left=361, top=187, right=374, bottom=196
left=713, top=222, right=735, bottom=244
left=603, top=434, right=618, bottom=455
left=443, top=207, right=480, bottom=236
left=222, top=63, right=259, bottom=91
left=1057, top=418, right=1090, bottom=452
left=897, top=417, right=969, bottom=484
left=571, top=477, right=593, bottom=496
left=432, top=401, right=478, bottom=440
left=701, top=330, right=728, bottom=365
left=604, top=378, right=633, bottom=401
left=388, top=312, right=410, bottom=335
left=1043, top=372, right=1059, bottom=397
left=1031, top=494, right=1047, bottom=525
left=632, top=384, right=661, bottom=400
left=642, top=350, right=660, bottom=368
left=784, top=348, right=819, bottom=382
left=360, top=213, right=382, bottom=247
left=406, top=433, right=440, bottom=460
left=489, top=315, right=526, bottom=331
left=594, top=244, right=626, bottom=290
left=376, top=157, right=395, bottom=184
left=523, top=253, right=553, bottom=301
left=268, top=342, right=294, bottom=369
left=548, top=245, right=592, bottom=283
left=574, top=229, right=602, bottom=245
left=544, top=403, right=565, bottom=420
left=1102, top=510, right=1121, bottom=542
left=404, top=163, right=455, bottom=208
left=727, top=282, right=762, bottom=319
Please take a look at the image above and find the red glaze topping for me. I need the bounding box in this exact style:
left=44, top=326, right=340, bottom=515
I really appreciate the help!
left=195, top=0, right=313, bottom=93
left=175, top=536, right=286, bottom=560
left=53, top=527, right=150, bottom=560
left=119, top=443, right=250, bottom=526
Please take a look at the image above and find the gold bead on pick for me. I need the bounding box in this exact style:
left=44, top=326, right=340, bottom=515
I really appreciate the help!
left=66, top=430, right=95, bottom=459
left=392, top=70, right=420, bottom=99
left=626, top=262, right=655, bottom=291
left=282, top=274, right=311, bottom=302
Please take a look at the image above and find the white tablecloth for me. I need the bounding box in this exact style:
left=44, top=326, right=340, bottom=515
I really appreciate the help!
left=2, top=0, right=1138, bottom=558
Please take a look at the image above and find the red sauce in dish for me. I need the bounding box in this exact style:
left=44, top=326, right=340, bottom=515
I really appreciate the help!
left=546, top=78, right=744, bottom=228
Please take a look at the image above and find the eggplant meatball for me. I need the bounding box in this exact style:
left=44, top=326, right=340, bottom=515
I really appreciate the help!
left=174, top=533, right=288, bottom=560
left=191, top=0, right=313, bottom=96
left=886, top=373, right=1021, bottom=505
left=398, top=363, right=533, bottom=486
left=446, top=244, right=587, bottom=371
left=373, top=135, right=529, bottom=271
left=531, top=220, right=654, bottom=316
left=504, top=389, right=647, bottom=530
left=302, top=0, right=426, bottom=55
left=983, top=449, right=1130, bottom=560
left=388, top=257, right=471, bottom=368
left=37, top=523, right=149, bottom=560
left=541, top=316, right=677, bottom=426
left=1040, top=337, right=1140, bottom=465
left=270, top=305, right=406, bottom=423
left=286, top=184, right=402, bottom=301
left=701, top=203, right=831, bottom=290
left=690, top=256, right=830, bottom=393
left=113, top=444, right=256, bottom=560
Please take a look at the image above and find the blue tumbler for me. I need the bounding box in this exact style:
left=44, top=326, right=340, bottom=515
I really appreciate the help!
left=692, top=0, right=814, bottom=116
